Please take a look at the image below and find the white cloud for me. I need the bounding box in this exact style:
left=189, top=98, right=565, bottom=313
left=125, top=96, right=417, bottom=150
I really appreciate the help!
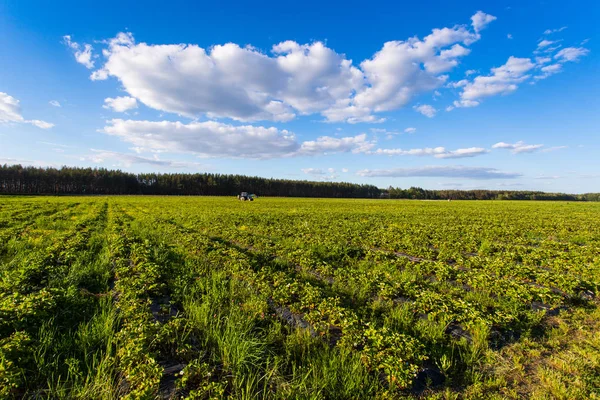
left=453, top=56, right=535, bottom=107
left=450, top=35, right=588, bottom=108
left=357, top=165, right=521, bottom=179
left=413, top=104, right=437, bottom=118
left=103, top=96, right=138, bottom=112
left=80, top=12, right=492, bottom=124
left=448, top=79, right=469, bottom=88
left=404, top=127, right=417, bottom=134
left=452, top=99, right=480, bottom=108
left=342, top=168, right=349, bottom=173
left=554, top=47, right=590, bottom=62
left=537, top=40, right=556, bottom=48
left=0, top=92, right=24, bottom=123
left=471, top=11, right=497, bottom=33
left=465, top=69, right=478, bottom=76
left=544, top=26, right=567, bottom=35
left=28, top=120, right=55, bottom=129
left=298, top=133, right=375, bottom=155
left=102, top=119, right=299, bottom=159
left=373, top=146, right=487, bottom=159
left=534, top=63, right=563, bottom=80
left=507, top=34, right=513, bottom=40
left=535, top=56, right=552, bottom=65
left=438, top=147, right=488, bottom=158
left=49, top=100, right=61, bottom=107
left=0, top=92, right=54, bottom=129
left=492, top=141, right=544, bottom=154
left=101, top=119, right=373, bottom=159
left=63, top=35, right=95, bottom=69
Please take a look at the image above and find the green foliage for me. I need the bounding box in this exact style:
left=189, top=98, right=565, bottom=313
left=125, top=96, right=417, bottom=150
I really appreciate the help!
left=0, top=196, right=598, bottom=398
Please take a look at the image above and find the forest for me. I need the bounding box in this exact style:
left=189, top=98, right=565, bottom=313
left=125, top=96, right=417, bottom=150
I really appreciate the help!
left=1, top=164, right=599, bottom=201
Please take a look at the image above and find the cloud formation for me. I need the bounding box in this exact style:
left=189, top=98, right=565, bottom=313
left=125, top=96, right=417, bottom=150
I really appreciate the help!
left=0, top=92, right=54, bottom=129
left=492, top=141, right=544, bottom=154
left=79, top=12, right=493, bottom=123
left=357, top=165, right=521, bottom=179
left=103, top=96, right=138, bottom=112
left=554, top=47, right=589, bottom=62
left=63, top=35, right=95, bottom=69
left=453, top=56, right=535, bottom=108
left=451, top=30, right=589, bottom=108
left=373, top=146, right=487, bottom=159
left=414, top=104, right=437, bottom=118
left=471, top=11, right=497, bottom=33
left=101, top=119, right=373, bottom=159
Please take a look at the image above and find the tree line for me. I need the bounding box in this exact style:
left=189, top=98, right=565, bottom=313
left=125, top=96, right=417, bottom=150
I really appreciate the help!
left=1, top=164, right=598, bottom=201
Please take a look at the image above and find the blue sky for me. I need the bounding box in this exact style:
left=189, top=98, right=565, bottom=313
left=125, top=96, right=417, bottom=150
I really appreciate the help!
left=1, top=0, right=598, bottom=193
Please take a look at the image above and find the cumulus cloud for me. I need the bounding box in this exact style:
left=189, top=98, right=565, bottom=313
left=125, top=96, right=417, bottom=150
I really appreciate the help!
left=101, top=119, right=373, bottom=159
left=452, top=56, right=535, bottom=107
left=492, top=141, right=544, bottom=154
left=471, top=11, right=497, bottom=33
left=404, top=127, right=417, bottom=134
left=63, top=35, right=95, bottom=69
left=357, top=165, right=521, bottom=179
left=0, top=92, right=54, bottom=129
left=373, top=146, right=487, bottom=159
left=103, top=96, right=138, bottom=112
left=49, top=100, right=61, bottom=107
left=77, top=12, right=493, bottom=123
left=413, top=104, right=437, bottom=118
left=0, top=93, right=24, bottom=123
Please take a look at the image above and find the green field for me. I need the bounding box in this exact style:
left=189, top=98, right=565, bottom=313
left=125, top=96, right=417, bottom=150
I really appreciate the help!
left=1, top=196, right=599, bottom=399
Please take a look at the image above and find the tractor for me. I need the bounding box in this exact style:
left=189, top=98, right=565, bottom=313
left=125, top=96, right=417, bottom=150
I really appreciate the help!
left=238, top=192, right=256, bottom=201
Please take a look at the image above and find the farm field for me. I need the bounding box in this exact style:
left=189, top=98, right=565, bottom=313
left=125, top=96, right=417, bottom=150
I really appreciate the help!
left=1, top=196, right=599, bottom=399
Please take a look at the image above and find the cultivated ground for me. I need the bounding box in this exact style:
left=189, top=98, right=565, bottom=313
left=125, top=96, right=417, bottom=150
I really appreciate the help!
left=1, top=197, right=599, bottom=399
